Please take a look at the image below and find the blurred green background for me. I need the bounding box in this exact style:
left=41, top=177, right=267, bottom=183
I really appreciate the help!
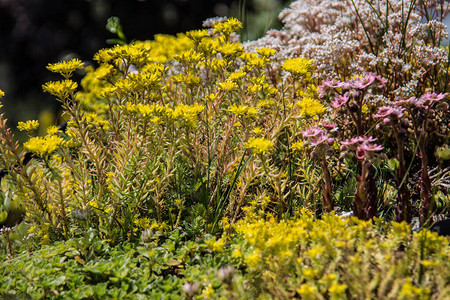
left=0, top=0, right=292, bottom=141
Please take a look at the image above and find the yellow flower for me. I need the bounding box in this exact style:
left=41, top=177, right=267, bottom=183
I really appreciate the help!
left=229, top=104, right=258, bottom=119
left=227, top=70, right=247, bottom=82
left=212, top=17, right=242, bottom=36
left=216, top=81, right=238, bottom=92
left=173, top=49, right=203, bottom=64
left=186, top=29, right=210, bottom=44
left=205, top=92, right=219, bottom=102
left=46, top=58, right=84, bottom=78
left=246, top=137, right=274, bottom=155
left=296, top=97, right=326, bottom=117
left=252, top=127, right=264, bottom=135
left=17, top=120, right=39, bottom=131
left=171, top=103, right=205, bottom=129
left=24, top=135, right=64, bottom=157
left=134, top=217, right=151, bottom=229
left=244, top=250, right=261, bottom=267
left=256, top=47, right=277, bottom=57
left=282, top=57, right=313, bottom=76
left=0, top=89, right=4, bottom=98
left=46, top=125, right=59, bottom=135
left=216, top=42, right=243, bottom=57
left=42, top=80, right=78, bottom=100
left=297, top=283, right=318, bottom=299
left=291, top=141, right=304, bottom=152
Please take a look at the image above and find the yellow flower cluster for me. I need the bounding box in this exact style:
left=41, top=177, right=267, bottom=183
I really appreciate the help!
left=212, top=17, right=242, bottom=36
left=94, top=41, right=152, bottom=68
left=256, top=47, right=277, bottom=57
left=282, top=57, right=313, bottom=76
left=246, top=137, right=274, bottom=155
left=17, top=120, right=39, bottom=132
left=42, top=80, right=78, bottom=100
left=296, top=97, right=327, bottom=117
left=216, top=80, right=238, bottom=92
left=229, top=104, right=258, bottom=119
left=146, top=33, right=194, bottom=63
left=24, top=135, right=64, bottom=157
left=123, top=102, right=204, bottom=129
left=46, top=58, right=84, bottom=78
left=232, top=211, right=448, bottom=299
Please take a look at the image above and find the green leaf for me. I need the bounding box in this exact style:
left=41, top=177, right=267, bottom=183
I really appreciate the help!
left=0, top=209, right=7, bottom=223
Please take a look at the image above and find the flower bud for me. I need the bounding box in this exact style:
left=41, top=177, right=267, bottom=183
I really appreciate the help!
left=183, top=282, right=200, bottom=297
left=217, top=266, right=235, bottom=285
left=400, top=119, right=410, bottom=128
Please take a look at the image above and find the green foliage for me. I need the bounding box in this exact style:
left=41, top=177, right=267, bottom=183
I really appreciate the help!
left=2, top=212, right=449, bottom=299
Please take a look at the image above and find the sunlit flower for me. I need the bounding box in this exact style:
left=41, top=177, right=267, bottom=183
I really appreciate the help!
left=296, top=97, right=326, bottom=116
left=46, top=58, right=84, bottom=78
left=282, top=57, right=312, bottom=76
left=42, top=80, right=78, bottom=100
left=24, top=135, right=64, bottom=157
left=256, top=47, right=277, bottom=57
left=217, top=80, right=238, bottom=92
left=46, top=125, right=59, bottom=135
left=246, top=137, right=274, bottom=155
left=17, top=120, right=39, bottom=132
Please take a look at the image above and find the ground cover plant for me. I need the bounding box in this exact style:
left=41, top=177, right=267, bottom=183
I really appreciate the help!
left=1, top=0, right=449, bottom=298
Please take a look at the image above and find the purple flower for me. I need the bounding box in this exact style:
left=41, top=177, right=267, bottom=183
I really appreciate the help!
left=331, top=93, right=350, bottom=108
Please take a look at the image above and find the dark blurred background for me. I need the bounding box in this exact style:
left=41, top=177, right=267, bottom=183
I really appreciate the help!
left=0, top=0, right=290, bottom=137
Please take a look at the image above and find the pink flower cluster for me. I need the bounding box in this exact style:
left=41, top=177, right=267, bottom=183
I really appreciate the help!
left=340, top=136, right=383, bottom=160
left=319, top=73, right=387, bottom=101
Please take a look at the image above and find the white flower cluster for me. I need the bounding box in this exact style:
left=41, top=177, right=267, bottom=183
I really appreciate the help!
left=245, top=0, right=449, bottom=98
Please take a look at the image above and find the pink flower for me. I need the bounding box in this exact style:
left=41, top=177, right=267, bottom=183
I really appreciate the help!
left=420, top=92, right=446, bottom=103
left=340, top=137, right=360, bottom=151
left=302, top=127, right=324, bottom=138
left=321, top=78, right=343, bottom=89
left=395, top=97, right=425, bottom=108
left=374, top=106, right=404, bottom=119
left=340, top=137, right=360, bottom=146
left=357, top=136, right=377, bottom=143
left=353, top=73, right=376, bottom=90
left=321, top=121, right=337, bottom=130
left=356, top=142, right=383, bottom=160
left=319, top=79, right=344, bottom=98
left=331, top=93, right=350, bottom=108
left=310, top=132, right=328, bottom=146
